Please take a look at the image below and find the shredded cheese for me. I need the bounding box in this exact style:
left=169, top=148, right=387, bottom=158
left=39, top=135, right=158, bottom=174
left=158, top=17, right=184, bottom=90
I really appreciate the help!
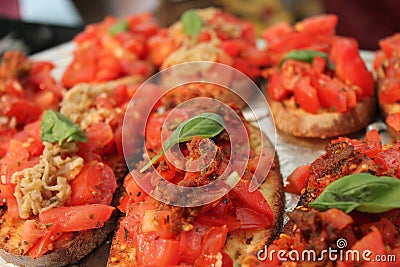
left=60, top=83, right=117, bottom=129
left=11, top=142, right=83, bottom=219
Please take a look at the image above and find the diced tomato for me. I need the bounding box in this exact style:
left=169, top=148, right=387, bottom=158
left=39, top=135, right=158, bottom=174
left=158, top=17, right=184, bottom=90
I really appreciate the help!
left=231, top=180, right=274, bottom=223
left=179, top=224, right=208, bottom=264
left=320, top=208, right=353, bottom=230
left=311, top=56, right=327, bottom=74
left=241, top=46, right=270, bottom=67
left=39, top=204, right=115, bottom=232
left=379, top=33, right=400, bottom=59
left=68, top=161, right=116, bottom=206
left=28, top=222, right=63, bottom=259
left=80, top=122, right=114, bottom=154
left=3, top=97, right=42, bottom=126
left=266, top=72, right=291, bottom=101
left=136, top=235, right=180, bottom=266
left=330, top=37, right=374, bottom=97
left=220, top=40, right=242, bottom=57
left=379, top=78, right=400, bottom=104
left=30, top=61, right=65, bottom=99
left=294, top=14, right=338, bottom=35
left=262, top=22, right=293, bottom=44
left=62, top=63, right=96, bottom=88
left=312, top=74, right=347, bottom=112
left=374, top=148, right=400, bottom=177
left=141, top=210, right=173, bottom=238
left=21, top=220, right=45, bottom=254
left=285, top=165, right=311, bottom=194
left=196, top=215, right=241, bottom=231
left=148, top=34, right=177, bottom=67
left=193, top=226, right=228, bottom=266
left=350, top=226, right=387, bottom=267
left=293, top=76, right=320, bottom=114
left=236, top=207, right=271, bottom=229
left=386, top=113, right=400, bottom=132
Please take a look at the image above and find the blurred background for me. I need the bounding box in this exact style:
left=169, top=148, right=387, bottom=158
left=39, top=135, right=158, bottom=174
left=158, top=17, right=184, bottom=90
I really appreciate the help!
left=0, top=0, right=399, bottom=55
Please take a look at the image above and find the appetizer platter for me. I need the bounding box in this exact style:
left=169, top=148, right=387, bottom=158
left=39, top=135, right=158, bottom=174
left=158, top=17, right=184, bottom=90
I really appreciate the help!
left=0, top=7, right=399, bottom=267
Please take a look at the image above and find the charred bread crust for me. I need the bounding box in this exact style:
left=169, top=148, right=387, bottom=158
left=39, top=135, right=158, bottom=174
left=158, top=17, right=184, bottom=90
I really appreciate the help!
left=107, top=123, right=284, bottom=266
left=269, top=97, right=376, bottom=138
left=0, top=158, right=127, bottom=267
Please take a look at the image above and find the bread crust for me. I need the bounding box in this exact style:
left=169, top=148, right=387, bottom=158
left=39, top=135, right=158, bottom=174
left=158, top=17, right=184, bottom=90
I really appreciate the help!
left=107, top=123, right=284, bottom=266
left=269, top=97, right=376, bottom=138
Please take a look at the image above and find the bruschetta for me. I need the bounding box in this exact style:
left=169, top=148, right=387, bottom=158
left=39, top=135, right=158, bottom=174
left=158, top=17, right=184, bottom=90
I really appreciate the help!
left=107, top=101, right=284, bottom=266
left=262, top=15, right=375, bottom=138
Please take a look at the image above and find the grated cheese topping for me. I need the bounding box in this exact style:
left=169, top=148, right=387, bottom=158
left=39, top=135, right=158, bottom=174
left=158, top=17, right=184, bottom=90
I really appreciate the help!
left=60, top=83, right=119, bottom=130
left=11, top=142, right=83, bottom=219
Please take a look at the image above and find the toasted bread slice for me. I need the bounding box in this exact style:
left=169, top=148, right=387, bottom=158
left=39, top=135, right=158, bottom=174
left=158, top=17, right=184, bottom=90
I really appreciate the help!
left=0, top=209, right=118, bottom=267
left=0, top=159, right=127, bottom=267
left=107, top=123, right=284, bottom=266
left=269, top=97, right=376, bottom=138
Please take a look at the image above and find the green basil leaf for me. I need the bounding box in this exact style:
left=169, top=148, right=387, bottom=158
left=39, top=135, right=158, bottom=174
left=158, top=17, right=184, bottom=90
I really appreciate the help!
left=181, top=10, right=204, bottom=39
left=140, top=112, right=224, bottom=172
left=41, top=110, right=87, bottom=145
left=309, top=173, right=400, bottom=214
left=279, top=49, right=336, bottom=71
left=109, top=19, right=128, bottom=36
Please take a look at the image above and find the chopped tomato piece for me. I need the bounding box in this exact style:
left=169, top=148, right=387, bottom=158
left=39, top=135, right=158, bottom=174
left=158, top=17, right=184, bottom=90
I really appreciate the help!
left=320, top=208, right=353, bottom=230
left=28, top=222, right=63, bottom=259
left=293, top=76, right=320, bottom=114
left=231, top=180, right=274, bottom=223
left=68, top=161, right=116, bottom=206
left=294, top=14, right=338, bottom=35
left=193, top=226, right=228, bottom=266
left=379, top=33, right=400, bottom=58
left=387, top=113, right=400, bottom=132
left=285, top=165, right=311, bottom=194
left=330, top=37, right=374, bottom=97
left=80, top=122, right=114, bottom=154
left=39, top=204, right=115, bottom=232
left=136, top=235, right=180, bottom=266
left=266, top=72, right=291, bottom=101
left=123, top=172, right=148, bottom=203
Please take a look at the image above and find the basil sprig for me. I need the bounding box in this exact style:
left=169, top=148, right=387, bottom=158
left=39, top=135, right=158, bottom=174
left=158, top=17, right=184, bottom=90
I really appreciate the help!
left=110, top=19, right=128, bottom=36
left=181, top=10, right=204, bottom=39
left=279, top=49, right=336, bottom=71
left=41, top=110, right=87, bottom=145
left=309, top=173, right=400, bottom=214
left=140, top=112, right=225, bottom=173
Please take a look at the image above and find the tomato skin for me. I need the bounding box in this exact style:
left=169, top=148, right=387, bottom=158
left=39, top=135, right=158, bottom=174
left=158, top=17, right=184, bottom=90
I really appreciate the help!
left=28, top=222, right=63, bottom=259
left=68, top=161, right=116, bottom=206
left=293, top=76, right=320, bottom=114
left=285, top=165, right=311, bottom=194
left=193, top=226, right=228, bottom=267
left=231, top=180, right=274, bottom=223
left=179, top=224, right=208, bottom=264
left=294, top=14, right=338, bottom=35
left=21, top=220, right=46, bottom=254
left=267, top=72, right=291, bottom=101
left=379, top=78, right=400, bottom=104
left=123, top=172, right=148, bottom=203
left=3, top=97, right=42, bottom=126
left=379, top=33, right=400, bottom=58
left=312, top=74, right=348, bottom=112
left=330, top=37, right=374, bottom=98
left=386, top=113, right=400, bottom=132
left=39, top=204, right=115, bottom=232
left=136, top=235, right=180, bottom=266
left=80, top=122, right=114, bottom=154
